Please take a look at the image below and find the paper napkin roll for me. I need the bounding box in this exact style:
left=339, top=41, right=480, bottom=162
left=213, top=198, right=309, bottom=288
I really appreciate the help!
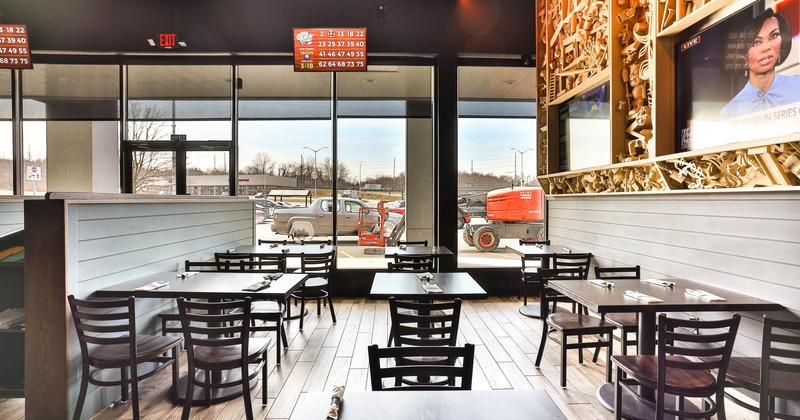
left=326, top=385, right=345, bottom=420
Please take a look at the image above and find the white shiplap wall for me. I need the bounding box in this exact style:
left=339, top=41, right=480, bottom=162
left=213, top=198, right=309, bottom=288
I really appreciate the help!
left=0, top=200, right=24, bottom=236
left=547, top=189, right=800, bottom=356
left=63, top=199, right=255, bottom=418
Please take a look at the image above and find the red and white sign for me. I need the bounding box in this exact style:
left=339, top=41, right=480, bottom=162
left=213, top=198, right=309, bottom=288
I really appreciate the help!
left=0, top=25, right=32, bottom=69
left=293, top=27, right=366, bottom=72
left=26, top=165, right=41, bottom=181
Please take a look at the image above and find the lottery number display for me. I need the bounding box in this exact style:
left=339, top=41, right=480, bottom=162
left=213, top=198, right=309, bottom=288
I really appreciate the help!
left=293, top=28, right=366, bottom=72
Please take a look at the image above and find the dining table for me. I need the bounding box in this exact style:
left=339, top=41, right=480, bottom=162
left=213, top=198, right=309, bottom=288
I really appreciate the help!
left=384, top=245, right=453, bottom=271
left=294, top=390, right=567, bottom=419
left=505, top=243, right=585, bottom=318
left=369, top=272, right=487, bottom=301
left=546, top=277, right=783, bottom=410
left=94, top=271, right=309, bottom=404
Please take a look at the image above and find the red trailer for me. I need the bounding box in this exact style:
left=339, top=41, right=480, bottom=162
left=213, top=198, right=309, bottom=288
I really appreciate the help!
left=462, top=186, right=545, bottom=251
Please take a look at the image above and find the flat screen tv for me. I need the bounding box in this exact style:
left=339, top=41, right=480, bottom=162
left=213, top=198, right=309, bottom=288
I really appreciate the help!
left=675, top=0, right=800, bottom=152
left=558, top=83, right=611, bottom=171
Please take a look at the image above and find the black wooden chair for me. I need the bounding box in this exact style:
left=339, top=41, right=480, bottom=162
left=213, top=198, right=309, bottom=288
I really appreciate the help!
left=611, top=313, right=741, bottom=420
left=397, top=240, right=428, bottom=246
left=553, top=253, right=593, bottom=313
left=724, top=315, right=800, bottom=419
left=533, top=267, right=616, bottom=388
left=258, top=239, right=287, bottom=246
left=387, top=256, right=434, bottom=272
left=158, top=260, right=233, bottom=338
left=291, top=249, right=336, bottom=322
left=177, top=297, right=269, bottom=419
left=367, top=343, right=475, bottom=391
left=388, top=297, right=461, bottom=383
left=593, top=266, right=641, bottom=361
left=301, top=239, right=332, bottom=245
left=518, top=239, right=551, bottom=301
left=214, top=252, right=255, bottom=270
left=68, top=295, right=182, bottom=420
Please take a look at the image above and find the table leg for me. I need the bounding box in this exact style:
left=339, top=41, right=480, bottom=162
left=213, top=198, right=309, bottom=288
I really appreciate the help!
left=519, top=256, right=550, bottom=319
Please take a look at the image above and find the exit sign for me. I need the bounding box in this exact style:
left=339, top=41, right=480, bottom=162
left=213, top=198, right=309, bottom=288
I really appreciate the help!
left=159, top=33, right=176, bottom=48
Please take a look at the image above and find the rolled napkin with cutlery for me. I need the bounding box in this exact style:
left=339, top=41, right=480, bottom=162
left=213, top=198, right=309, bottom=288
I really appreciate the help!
left=176, top=271, right=198, bottom=279
left=264, top=273, right=283, bottom=280
left=623, top=290, right=663, bottom=303
left=416, top=272, right=434, bottom=281
left=269, top=243, right=279, bottom=248
left=326, top=385, right=345, bottom=420
left=642, top=279, right=675, bottom=288
left=685, top=288, right=726, bottom=302
left=588, top=279, right=614, bottom=288
left=135, top=280, right=170, bottom=291
left=561, top=247, right=572, bottom=254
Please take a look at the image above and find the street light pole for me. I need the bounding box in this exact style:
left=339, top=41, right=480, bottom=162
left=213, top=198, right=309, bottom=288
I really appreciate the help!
left=303, top=146, right=328, bottom=199
left=511, top=148, right=533, bottom=186
left=359, top=161, right=363, bottom=191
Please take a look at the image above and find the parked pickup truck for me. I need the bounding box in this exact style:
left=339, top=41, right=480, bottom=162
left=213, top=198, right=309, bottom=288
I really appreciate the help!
left=271, top=197, right=401, bottom=238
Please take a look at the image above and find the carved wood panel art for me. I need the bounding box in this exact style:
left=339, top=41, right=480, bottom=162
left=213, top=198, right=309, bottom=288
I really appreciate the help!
left=540, top=141, right=800, bottom=194
left=615, top=0, right=653, bottom=162
left=537, top=0, right=550, bottom=176
left=543, top=0, right=610, bottom=101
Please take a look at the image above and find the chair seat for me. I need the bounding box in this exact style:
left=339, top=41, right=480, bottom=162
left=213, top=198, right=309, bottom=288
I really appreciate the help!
left=250, top=300, right=283, bottom=314
left=193, top=337, right=270, bottom=369
left=89, top=335, right=181, bottom=368
left=612, top=355, right=717, bottom=396
left=547, top=313, right=616, bottom=333
left=605, top=312, right=638, bottom=329
left=303, top=277, right=328, bottom=288
left=727, top=357, right=800, bottom=398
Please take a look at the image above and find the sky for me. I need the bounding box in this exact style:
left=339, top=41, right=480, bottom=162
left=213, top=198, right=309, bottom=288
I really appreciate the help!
left=0, top=117, right=538, bottom=181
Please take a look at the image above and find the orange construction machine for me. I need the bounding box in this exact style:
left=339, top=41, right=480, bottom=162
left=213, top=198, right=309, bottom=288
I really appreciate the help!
left=462, top=186, right=545, bottom=251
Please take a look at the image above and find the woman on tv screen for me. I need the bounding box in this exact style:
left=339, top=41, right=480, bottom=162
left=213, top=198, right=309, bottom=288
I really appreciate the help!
left=720, top=8, right=800, bottom=119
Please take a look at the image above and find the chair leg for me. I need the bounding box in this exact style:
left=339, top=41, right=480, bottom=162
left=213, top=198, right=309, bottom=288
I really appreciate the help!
left=577, top=335, right=584, bottom=364
left=316, top=289, right=322, bottom=316
left=129, top=364, right=140, bottom=420
left=181, top=367, right=194, bottom=420
left=262, top=352, right=268, bottom=406
left=242, top=363, right=254, bottom=420
left=388, top=324, right=394, bottom=346
left=172, top=347, right=180, bottom=402
left=327, top=293, right=336, bottom=323
left=73, top=365, right=89, bottom=420
left=275, top=325, right=282, bottom=365
left=560, top=331, right=568, bottom=387
left=522, top=280, right=528, bottom=305
left=535, top=321, right=548, bottom=367
left=120, top=367, right=129, bottom=401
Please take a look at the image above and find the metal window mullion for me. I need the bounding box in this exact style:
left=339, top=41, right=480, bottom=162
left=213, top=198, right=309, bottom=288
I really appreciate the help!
left=229, top=65, right=238, bottom=196
left=11, top=70, right=23, bottom=195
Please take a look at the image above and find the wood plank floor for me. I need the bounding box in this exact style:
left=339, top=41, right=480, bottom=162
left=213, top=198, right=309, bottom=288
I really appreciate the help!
left=1, top=296, right=759, bottom=419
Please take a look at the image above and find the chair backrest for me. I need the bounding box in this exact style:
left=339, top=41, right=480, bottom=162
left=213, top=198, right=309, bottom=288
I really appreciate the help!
left=519, top=239, right=550, bottom=246
left=389, top=297, right=461, bottom=347
left=554, top=253, right=592, bottom=279
left=398, top=240, right=428, bottom=247
left=300, top=250, right=335, bottom=276
left=367, top=343, right=475, bottom=391
left=258, top=239, right=287, bottom=246
left=538, top=267, right=584, bottom=317
left=177, top=297, right=252, bottom=369
left=656, top=313, right=741, bottom=418
left=185, top=260, right=230, bottom=272
left=68, top=295, right=136, bottom=364
left=387, top=259, right=434, bottom=272
left=759, top=315, right=800, bottom=420
left=594, top=265, right=640, bottom=279
left=214, top=252, right=254, bottom=270
left=301, top=239, right=332, bottom=245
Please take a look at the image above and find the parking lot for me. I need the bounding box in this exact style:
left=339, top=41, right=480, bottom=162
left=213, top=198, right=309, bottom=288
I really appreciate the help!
left=255, top=219, right=521, bottom=269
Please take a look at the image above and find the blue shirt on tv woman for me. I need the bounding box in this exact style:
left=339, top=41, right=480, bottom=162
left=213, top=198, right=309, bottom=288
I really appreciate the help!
left=720, top=8, right=800, bottom=119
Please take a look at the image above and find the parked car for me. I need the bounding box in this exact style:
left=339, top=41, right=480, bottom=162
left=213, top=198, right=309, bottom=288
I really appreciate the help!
left=255, top=204, right=268, bottom=223
left=271, top=197, right=402, bottom=238
left=386, top=200, right=470, bottom=229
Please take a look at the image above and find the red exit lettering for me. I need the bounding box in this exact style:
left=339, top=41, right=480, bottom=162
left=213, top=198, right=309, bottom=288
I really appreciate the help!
left=159, top=33, right=176, bottom=48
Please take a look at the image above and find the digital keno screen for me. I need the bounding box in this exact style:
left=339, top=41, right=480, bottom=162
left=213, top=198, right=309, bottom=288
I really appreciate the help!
left=293, top=28, right=366, bottom=72
left=0, top=24, right=31, bottom=69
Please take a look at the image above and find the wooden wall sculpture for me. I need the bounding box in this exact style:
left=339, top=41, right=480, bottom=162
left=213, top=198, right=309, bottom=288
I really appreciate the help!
left=615, top=0, right=654, bottom=162
left=540, top=140, right=800, bottom=194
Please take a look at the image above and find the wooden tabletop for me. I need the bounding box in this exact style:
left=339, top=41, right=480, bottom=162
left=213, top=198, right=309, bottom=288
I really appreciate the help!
left=369, top=272, right=487, bottom=300
left=294, top=390, right=566, bottom=420
left=94, top=271, right=308, bottom=301
left=547, top=278, right=783, bottom=314
left=384, top=245, right=453, bottom=258
left=234, top=244, right=335, bottom=257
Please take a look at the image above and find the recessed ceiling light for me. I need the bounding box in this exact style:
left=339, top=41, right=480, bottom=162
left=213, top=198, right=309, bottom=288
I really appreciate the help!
left=364, top=78, right=376, bottom=83
left=504, top=79, right=518, bottom=85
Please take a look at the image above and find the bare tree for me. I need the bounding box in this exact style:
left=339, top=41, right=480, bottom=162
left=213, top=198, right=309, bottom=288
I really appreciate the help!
left=128, top=103, right=173, bottom=193
left=242, top=152, right=275, bottom=175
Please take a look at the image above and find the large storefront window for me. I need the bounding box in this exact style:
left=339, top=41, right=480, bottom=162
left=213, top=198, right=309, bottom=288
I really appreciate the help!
left=457, top=65, right=539, bottom=268
left=22, top=64, right=120, bottom=195
left=126, top=64, right=231, bottom=195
